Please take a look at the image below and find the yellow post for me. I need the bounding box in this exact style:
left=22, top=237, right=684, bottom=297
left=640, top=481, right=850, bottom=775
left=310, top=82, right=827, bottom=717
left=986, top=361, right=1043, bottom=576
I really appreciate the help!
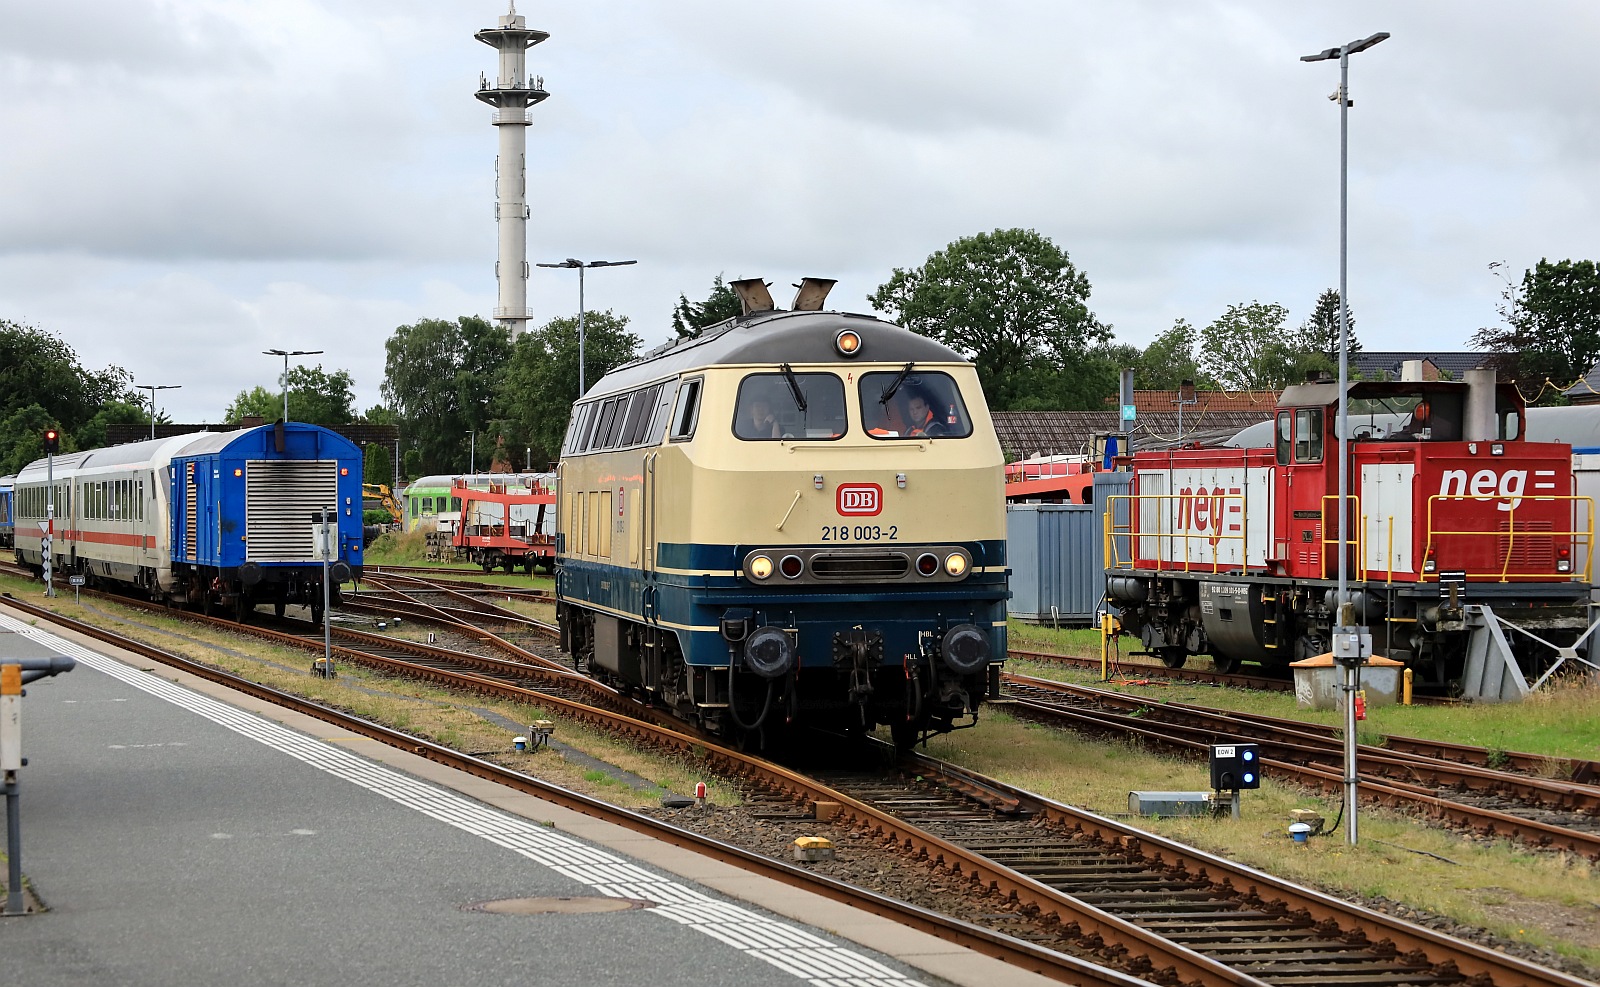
left=1100, top=613, right=1110, bottom=682
left=1402, top=667, right=1413, bottom=706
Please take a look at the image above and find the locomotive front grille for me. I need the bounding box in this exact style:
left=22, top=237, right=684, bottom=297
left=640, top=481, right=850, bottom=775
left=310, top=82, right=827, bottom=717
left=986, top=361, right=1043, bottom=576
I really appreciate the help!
left=810, top=552, right=910, bottom=579
left=246, top=460, right=338, bottom=562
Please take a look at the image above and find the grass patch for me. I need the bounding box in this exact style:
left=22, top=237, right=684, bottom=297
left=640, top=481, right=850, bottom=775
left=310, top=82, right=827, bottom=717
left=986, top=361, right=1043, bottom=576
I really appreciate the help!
left=1007, top=619, right=1104, bottom=657
left=922, top=708, right=1600, bottom=967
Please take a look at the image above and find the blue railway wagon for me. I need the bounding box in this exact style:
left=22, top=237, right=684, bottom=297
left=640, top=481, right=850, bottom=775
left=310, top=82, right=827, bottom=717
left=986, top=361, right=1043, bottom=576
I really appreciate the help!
left=0, top=475, right=13, bottom=550
left=169, top=423, right=365, bottom=621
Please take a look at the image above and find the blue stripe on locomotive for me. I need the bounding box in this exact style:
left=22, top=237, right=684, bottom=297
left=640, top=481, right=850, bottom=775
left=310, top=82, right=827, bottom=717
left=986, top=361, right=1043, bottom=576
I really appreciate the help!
left=168, top=423, right=365, bottom=571
left=560, top=539, right=1009, bottom=668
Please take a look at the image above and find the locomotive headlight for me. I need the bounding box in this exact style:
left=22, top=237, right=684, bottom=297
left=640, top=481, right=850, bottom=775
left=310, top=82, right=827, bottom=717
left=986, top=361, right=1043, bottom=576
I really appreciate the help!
left=834, top=329, right=862, bottom=357
left=944, top=552, right=968, bottom=577
left=749, top=555, right=774, bottom=579
left=916, top=553, right=939, bottom=576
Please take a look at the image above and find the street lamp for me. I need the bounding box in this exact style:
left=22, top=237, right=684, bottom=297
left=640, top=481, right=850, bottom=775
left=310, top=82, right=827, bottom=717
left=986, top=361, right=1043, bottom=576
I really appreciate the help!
left=1302, top=29, right=1389, bottom=848
left=466, top=430, right=476, bottom=476
left=535, top=258, right=638, bottom=395
left=1172, top=379, right=1198, bottom=440
left=135, top=384, right=181, bottom=441
left=262, top=349, right=324, bottom=423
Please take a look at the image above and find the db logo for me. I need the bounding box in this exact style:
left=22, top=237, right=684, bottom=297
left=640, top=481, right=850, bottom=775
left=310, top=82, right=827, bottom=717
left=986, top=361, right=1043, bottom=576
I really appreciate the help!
left=836, top=483, right=882, bottom=517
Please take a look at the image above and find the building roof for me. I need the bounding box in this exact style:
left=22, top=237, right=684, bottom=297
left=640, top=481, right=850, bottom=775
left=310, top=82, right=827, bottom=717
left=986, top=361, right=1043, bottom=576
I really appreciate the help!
left=1351, top=351, right=1490, bottom=380
left=992, top=407, right=1276, bottom=459
left=1562, top=364, right=1600, bottom=404
left=1122, top=389, right=1280, bottom=415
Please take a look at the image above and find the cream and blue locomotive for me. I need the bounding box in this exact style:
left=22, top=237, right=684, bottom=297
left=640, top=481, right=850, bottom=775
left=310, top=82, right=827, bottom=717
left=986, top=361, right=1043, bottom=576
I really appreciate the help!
left=555, top=278, right=1008, bottom=745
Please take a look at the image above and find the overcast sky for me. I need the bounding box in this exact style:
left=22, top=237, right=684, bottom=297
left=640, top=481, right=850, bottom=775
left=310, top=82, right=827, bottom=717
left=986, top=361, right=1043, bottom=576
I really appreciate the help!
left=2, top=1, right=1595, bottom=423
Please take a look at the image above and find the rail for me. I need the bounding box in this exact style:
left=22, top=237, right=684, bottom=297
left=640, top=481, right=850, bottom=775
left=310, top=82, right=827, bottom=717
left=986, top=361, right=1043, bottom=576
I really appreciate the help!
left=1422, top=493, right=1594, bottom=583
left=1104, top=492, right=1249, bottom=573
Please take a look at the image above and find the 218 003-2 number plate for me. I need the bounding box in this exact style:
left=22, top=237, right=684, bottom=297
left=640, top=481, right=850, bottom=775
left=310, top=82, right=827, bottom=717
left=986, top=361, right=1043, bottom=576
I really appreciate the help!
left=820, top=524, right=898, bottom=541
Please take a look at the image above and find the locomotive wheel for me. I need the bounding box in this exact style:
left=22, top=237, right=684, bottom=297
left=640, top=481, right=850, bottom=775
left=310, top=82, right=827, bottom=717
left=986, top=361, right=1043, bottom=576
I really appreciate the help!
left=1158, top=647, right=1187, bottom=669
left=1212, top=654, right=1241, bottom=675
left=234, top=594, right=250, bottom=624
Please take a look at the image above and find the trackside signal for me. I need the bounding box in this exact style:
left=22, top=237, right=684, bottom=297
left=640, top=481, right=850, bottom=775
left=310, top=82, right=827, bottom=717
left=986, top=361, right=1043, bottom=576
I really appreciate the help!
left=43, top=429, right=59, bottom=454
left=1210, top=743, right=1261, bottom=790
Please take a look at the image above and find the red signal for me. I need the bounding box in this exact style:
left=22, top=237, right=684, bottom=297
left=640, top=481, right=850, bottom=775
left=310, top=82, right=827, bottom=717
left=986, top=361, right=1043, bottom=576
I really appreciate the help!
left=43, top=428, right=60, bottom=454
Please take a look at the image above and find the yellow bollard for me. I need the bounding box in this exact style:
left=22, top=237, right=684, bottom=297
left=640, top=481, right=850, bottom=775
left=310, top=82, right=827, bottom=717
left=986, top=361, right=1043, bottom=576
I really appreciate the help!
left=1100, top=613, right=1111, bottom=682
left=1402, top=667, right=1413, bottom=706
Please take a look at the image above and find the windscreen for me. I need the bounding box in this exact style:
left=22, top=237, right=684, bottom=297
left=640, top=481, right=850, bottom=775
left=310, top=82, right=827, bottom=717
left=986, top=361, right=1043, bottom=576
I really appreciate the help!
left=859, top=370, right=973, bottom=439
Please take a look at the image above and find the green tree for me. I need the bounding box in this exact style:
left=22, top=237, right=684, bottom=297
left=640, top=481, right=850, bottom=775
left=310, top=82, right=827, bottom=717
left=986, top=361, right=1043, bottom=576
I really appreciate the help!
left=1301, top=289, right=1360, bottom=364
left=363, top=442, right=393, bottom=486
left=0, top=404, right=64, bottom=475
left=1471, top=259, right=1600, bottom=404
left=868, top=228, right=1106, bottom=411
left=225, top=365, right=357, bottom=424
left=224, top=386, right=280, bottom=422
left=1134, top=319, right=1205, bottom=390
left=1199, top=301, right=1328, bottom=390
left=0, top=320, right=136, bottom=437
left=670, top=274, right=743, bottom=339
left=381, top=316, right=513, bottom=474
left=75, top=399, right=152, bottom=450
left=498, top=310, right=641, bottom=466
left=401, top=448, right=423, bottom=481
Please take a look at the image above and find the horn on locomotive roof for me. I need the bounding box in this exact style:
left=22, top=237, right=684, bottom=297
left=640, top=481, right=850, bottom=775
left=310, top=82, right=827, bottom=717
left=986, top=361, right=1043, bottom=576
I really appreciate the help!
left=731, top=278, right=776, bottom=316
left=790, top=277, right=837, bottom=312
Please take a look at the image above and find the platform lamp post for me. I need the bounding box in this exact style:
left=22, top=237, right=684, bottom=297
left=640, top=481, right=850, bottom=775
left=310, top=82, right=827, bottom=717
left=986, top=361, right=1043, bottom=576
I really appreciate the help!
left=135, top=384, right=180, bottom=441
left=1303, top=30, right=1389, bottom=848
left=1172, top=379, right=1198, bottom=440
left=263, top=349, right=323, bottom=423
left=536, top=258, right=637, bottom=396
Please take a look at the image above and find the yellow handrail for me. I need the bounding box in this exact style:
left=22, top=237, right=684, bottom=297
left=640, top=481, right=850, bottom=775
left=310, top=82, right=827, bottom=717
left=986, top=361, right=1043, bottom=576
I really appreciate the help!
left=1104, top=492, right=1249, bottom=573
left=1421, top=494, right=1594, bottom=582
left=1319, top=494, right=1364, bottom=581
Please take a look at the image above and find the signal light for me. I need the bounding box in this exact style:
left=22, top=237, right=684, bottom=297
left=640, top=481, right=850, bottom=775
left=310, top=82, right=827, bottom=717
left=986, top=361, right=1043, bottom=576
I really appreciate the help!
left=916, top=553, right=939, bottom=576
left=779, top=555, right=804, bottom=579
left=1210, top=743, right=1262, bottom=791
left=44, top=428, right=59, bottom=454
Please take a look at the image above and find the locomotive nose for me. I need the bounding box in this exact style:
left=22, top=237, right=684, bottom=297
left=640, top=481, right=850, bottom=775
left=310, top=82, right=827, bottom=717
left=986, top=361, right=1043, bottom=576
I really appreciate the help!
left=940, top=623, right=990, bottom=675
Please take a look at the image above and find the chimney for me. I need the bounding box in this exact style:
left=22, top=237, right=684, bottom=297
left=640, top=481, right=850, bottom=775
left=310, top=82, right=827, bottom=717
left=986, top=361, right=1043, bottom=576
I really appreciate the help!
left=239, top=415, right=265, bottom=428
left=1400, top=359, right=1425, bottom=382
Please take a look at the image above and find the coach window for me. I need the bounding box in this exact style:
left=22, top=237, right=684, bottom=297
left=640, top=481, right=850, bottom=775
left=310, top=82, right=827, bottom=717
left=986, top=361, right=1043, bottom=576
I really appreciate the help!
left=1294, top=409, right=1324, bottom=463
left=859, top=371, right=972, bottom=439
left=669, top=378, right=703, bottom=441
left=735, top=372, right=846, bottom=440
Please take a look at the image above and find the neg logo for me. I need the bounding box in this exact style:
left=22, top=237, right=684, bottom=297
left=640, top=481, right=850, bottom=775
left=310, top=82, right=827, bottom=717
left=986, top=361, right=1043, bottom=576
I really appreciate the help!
left=1438, top=468, right=1550, bottom=512
left=836, top=483, right=883, bottom=517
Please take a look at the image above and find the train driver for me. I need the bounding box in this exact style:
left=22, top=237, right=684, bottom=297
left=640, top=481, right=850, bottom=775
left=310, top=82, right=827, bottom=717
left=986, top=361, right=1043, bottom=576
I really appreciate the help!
left=905, top=390, right=944, bottom=437
left=745, top=396, right=781, bottom=438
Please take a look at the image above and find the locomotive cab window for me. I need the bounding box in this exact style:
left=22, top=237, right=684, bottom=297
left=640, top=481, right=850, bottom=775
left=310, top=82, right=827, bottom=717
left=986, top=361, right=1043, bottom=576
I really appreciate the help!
left=1275, top=412, right=1292, bottom=465
left=734, top=372, right=846, bottom=441
left=860, top=371, right=972, bottom=439
left=1294, top=409, right=1323, bottom=463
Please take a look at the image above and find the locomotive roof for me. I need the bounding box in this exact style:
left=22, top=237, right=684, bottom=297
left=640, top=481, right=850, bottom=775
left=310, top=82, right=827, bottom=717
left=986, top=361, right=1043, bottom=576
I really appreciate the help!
left=1277, top=377, right=1522, bottom=409
left=14, top=423, right=356, bottom=479
left=583, top=309, right=967, bottom=399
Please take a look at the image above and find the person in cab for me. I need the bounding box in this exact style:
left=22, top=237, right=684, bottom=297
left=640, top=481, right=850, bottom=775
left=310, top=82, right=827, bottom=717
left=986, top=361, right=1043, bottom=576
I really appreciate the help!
left=905, top=390, right=944, bottom=437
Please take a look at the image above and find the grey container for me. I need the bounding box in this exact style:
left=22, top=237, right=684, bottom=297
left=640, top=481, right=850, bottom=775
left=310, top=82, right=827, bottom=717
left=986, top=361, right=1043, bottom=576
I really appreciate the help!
left=1007, top=472, right=1132, bottom=624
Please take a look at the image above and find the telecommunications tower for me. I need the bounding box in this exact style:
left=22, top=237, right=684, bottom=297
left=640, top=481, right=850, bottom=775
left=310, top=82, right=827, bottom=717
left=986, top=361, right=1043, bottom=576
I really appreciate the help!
left=475, top=4, right=549, bottom=336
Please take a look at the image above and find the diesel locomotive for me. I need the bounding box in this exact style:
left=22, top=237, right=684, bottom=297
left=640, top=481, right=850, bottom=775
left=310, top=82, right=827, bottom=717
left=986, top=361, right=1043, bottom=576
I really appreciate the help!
left=1106, top=371, right=1593, bottom=688
left=555, top=278, right=1008, bottom=745
left=11, top=421, right=364, bottom=622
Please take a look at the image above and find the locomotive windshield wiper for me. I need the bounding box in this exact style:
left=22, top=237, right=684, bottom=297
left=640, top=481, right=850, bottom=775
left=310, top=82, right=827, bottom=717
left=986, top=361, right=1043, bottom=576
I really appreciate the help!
left=780, top=363, right=807, bottom=412
left=879, top=362, right=914, bottom=404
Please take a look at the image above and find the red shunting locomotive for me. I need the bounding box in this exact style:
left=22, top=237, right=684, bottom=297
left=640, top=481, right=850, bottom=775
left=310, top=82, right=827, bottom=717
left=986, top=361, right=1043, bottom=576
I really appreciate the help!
left=1105, top=371, right=1592, bottom=689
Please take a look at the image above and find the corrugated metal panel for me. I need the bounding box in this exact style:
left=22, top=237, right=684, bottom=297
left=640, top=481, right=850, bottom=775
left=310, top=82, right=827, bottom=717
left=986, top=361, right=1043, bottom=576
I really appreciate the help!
left=246, top=460, right=337, bottom=562
left=1006, top=472, right=1133, bottom=624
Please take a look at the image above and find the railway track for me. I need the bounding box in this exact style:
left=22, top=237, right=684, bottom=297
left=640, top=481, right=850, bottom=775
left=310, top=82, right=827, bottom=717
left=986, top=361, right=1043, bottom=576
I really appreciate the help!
left=1008, top=646, right=1298, bottom=692
left=1001, top=673, right=1600, bottom=860
left=4, top=590, right=1589, bottom=987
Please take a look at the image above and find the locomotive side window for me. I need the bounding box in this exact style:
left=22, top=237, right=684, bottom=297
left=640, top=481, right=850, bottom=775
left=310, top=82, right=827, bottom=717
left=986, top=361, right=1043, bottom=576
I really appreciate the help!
left=734, top=373, right=847, bottom=441
left=1294, top=409, right=1323, bottom=463
left=860, top=371, right=972, bottom=439
left=1275, top=412, right=1292, bottom=465
left=669, top=378, right=702, bottom=441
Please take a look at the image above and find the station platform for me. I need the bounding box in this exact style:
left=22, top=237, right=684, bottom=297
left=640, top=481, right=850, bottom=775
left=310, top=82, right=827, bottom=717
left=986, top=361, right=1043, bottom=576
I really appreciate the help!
left=0, top=604, right=1054, bottom=987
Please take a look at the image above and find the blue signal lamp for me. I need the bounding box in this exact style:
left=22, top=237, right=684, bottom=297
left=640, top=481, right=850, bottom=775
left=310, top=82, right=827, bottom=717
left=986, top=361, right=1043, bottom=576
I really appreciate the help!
left=1210, top=743, right=1262, bottom=791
